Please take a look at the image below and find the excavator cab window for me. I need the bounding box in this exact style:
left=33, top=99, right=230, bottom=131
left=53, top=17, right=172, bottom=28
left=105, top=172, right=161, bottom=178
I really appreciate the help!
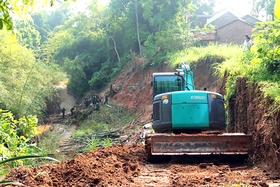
left=153, top=74, right=183, bottom=98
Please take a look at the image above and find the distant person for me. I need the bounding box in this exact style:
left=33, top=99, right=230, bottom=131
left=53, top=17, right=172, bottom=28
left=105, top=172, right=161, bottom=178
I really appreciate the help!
left=104, top=94, right=109, bottom=104
left=70, top=106, right=75, bottom=116
left=92, top=95, right=97, bottom=105
left=95, top=102, right=100, bottom=111
left=242, top=35, right=254, bottom=52
left=84, top=97, right=90, bottom=108
left=96, top=95, right=100, bottom=103
left=61, top=107, right=66, bottom=119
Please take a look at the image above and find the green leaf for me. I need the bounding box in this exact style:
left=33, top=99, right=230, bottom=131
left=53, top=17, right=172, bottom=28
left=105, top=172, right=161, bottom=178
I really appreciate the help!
left=0, top=155, right=60, bottom=165
left=0, top=180, right=23, bottom=186
left=0, top=19, right=3, bottom=30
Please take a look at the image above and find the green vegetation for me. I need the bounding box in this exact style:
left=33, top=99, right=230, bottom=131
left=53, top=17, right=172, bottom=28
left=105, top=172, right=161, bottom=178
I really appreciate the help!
left=37, top=129, right=62, bottom=159
left=85, top=137, right=100, bottom=151
left=216, top=19, right=280, bottom=105
left=0, top=109, right=57, bottom=178
left=73, top=105, right=135, bottom=137
left=0, top=31, right=67, bottom=118
left=73, top=105, right=135, bottom=151
left=0, top=109, right=39, bottom=163
left=102, top=136, right=113, bottom=147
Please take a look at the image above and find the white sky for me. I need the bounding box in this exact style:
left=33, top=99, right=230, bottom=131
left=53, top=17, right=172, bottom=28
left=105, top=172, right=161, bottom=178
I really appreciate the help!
left=99, top=0, right=110, bottom=5
left=74, top=0, right=254, bottom=17
left=98, top=0, right=254, bottom=16
left=214, top=0, right=253, bottom=15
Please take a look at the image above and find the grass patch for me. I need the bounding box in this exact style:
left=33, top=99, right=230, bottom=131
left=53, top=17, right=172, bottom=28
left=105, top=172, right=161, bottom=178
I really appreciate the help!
left=166, top=43, right=240, bottom=68
left=85, top=136, right=100, bottom=151
left=165, top=42, right=280, bottom=108
left=37, top=129, right=62, bottom=160
left=73, top=104, right=136, bottom=138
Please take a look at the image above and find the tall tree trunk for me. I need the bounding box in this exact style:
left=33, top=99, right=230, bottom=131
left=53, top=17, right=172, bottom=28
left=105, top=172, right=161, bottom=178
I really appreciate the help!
left=111, top=36, right=120, bottom=62
left=134, top=0, right=142, bottom=56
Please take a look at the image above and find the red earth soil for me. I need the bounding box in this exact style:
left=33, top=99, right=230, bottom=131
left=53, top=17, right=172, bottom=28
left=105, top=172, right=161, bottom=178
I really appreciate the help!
left=6, top=144, right=275, bottom=187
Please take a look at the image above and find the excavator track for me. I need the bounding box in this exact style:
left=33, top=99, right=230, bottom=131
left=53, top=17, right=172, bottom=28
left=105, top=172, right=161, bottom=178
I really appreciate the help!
left=145, top=136, right=172, bottom=162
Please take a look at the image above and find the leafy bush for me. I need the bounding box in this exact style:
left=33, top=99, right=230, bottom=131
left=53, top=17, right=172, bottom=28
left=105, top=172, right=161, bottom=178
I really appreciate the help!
left=0, top=109, right=39, bottom=163
left=252, top=19, right=280, bottom=81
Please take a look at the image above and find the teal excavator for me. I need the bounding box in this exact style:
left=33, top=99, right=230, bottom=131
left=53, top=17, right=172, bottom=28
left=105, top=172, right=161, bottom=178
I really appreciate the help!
left=145, top=63, right=252, bottom=161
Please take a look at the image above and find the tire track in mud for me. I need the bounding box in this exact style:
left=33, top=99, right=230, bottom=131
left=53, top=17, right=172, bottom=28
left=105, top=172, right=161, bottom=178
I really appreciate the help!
left=135, top=163, right=172, bottom=186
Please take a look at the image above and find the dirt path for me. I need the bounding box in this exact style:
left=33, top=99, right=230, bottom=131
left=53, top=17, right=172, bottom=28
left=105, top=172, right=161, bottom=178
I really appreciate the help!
left=134, top=164, right=171, bottom=186
left=50, top=123, right=77, bottom=154
left=57, top=83, right=76, bottom=113
left=51, top=84, right=78, bottom=154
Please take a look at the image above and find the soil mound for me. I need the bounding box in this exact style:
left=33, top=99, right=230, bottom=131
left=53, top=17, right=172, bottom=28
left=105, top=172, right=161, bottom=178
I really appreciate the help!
left=6, top=143, right=273, bottom=186
left=6, top=144, right=146, bottom=186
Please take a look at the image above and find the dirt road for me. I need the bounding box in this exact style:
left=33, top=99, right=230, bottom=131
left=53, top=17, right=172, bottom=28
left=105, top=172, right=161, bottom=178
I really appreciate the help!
left=57, top=83, right=76, bottom=113
left=6, top=143, right=280, bottom=186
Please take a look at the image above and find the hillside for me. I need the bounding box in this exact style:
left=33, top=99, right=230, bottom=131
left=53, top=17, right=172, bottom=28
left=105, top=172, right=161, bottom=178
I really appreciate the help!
left=5, top=58, right=280, bottom=186
left=104, top=58, right=224, bottom=127
left=108, top=58, right=280, bottom=173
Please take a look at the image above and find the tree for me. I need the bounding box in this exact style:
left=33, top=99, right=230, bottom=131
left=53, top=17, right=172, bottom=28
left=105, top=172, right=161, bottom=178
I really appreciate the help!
left=195, top=0, right=215, bottom=15
left=43, top=0, right=110, bottom=95
left=252, top=0, right=275, bottom=19
left=134, top=0, right=142, bottom=56
left=15, top=20, right=41, bottom=49
left=0, top=30, right=66, bottom=118
left=0, top=0, right=73, bottom=31
left=252, top=19, right=280, bottom=81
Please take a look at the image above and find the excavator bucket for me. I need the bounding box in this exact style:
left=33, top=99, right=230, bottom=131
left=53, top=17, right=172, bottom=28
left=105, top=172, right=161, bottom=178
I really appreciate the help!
left=145, top=133, right=252, bottom=157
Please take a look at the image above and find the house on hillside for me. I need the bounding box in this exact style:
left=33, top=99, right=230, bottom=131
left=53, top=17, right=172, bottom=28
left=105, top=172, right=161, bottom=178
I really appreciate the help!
left=193, top=8, right=261, bottom=44
left=206, top=8, right=242, bottom=29
left=216, top=19, right=256, bottom=44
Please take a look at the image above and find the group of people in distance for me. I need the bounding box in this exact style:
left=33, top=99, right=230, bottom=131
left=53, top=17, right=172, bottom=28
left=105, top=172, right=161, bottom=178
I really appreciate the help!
left=61, top=106, right=75, bottom=119
left=61, top=93, right=110, bottom=119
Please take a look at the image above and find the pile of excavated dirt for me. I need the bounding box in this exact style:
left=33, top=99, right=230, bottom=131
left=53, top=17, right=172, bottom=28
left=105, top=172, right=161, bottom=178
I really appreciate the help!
left=6, top=144, right=145, bottom=186
left=6, top=143, right=275, bottom=186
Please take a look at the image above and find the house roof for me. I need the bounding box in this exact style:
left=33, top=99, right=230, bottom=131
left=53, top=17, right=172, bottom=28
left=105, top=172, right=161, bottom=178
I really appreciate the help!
left=194, top=32, right=216, bottom=41
left=241, top=15, right=261, bottom=25
left=217, top=18, right=253, bottom=30
left=207, top=7, right=242, bottom=24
